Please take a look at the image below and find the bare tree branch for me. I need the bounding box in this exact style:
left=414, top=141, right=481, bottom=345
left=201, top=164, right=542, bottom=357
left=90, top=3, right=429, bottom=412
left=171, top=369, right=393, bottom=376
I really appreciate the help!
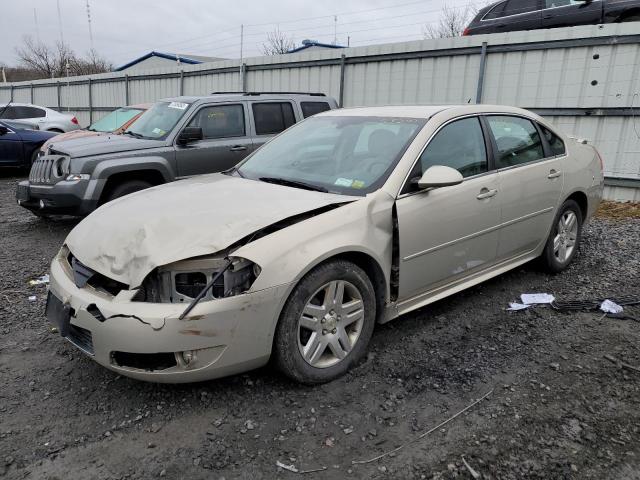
left=261, top=28, right=295, bottom=56
left=422, top=5, right=479, bottom=39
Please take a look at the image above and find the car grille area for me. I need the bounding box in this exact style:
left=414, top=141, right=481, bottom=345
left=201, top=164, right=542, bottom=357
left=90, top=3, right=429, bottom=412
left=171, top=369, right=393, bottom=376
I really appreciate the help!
left=29, top=155, right=67, bottom=185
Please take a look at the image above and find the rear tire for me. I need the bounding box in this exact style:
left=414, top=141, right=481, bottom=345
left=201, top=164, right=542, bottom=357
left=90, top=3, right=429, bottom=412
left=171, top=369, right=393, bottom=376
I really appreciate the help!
left=621, top=14, right=640, bottom=22
left=540, top=199, right=583, bottom=273
left=274, top=260, right=376, bottom=384
left=105, top=180, right=153, bottom=202
left=47, top=129, right=64, bottom=133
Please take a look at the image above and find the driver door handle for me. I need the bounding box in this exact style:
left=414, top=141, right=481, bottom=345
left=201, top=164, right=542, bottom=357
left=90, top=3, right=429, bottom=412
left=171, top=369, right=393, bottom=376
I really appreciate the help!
left=477, top=188, right=498, bottom=200
left=230, top=145, right=248, bottom=152
left=548, top=169, right=562, bottom=179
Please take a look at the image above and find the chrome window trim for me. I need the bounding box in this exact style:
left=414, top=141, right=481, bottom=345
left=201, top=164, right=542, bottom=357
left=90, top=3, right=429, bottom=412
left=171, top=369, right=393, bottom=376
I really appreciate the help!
left=396, top=113, right=493, bottom=200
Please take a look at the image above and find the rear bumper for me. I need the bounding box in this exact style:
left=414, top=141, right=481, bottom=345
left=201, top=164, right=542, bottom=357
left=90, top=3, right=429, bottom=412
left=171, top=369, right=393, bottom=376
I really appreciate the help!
left=48, top=248, right=291, bottom=383
left=16, top=179, right=97, bottom=216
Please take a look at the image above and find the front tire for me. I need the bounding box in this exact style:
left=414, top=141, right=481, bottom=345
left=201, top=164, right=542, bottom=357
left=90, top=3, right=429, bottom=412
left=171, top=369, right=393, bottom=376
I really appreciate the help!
left=274, top=260, right=376, bottom=384
left=540, top=199, right=583, bottom=273
left=105, top=180, right=153, bottom=202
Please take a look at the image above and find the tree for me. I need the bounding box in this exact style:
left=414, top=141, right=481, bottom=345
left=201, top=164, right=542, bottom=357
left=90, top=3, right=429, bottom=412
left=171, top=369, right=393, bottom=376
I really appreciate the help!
left=423, top=5, right=479, bottom=39
left=261, top=28, right=295, bottom=55
left=13, top=35, right=112, bottom=80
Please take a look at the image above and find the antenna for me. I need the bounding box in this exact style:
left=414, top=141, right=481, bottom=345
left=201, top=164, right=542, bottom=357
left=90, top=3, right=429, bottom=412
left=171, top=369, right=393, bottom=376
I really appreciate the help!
left=56, top=0, right=64, bottom=44
left=85, top=0, right=94, bottom=50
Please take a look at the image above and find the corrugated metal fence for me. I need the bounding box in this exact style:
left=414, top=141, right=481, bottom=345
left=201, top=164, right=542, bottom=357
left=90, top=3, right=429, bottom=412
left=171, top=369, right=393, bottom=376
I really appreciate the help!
left=2, top=23, right=639, bottom=200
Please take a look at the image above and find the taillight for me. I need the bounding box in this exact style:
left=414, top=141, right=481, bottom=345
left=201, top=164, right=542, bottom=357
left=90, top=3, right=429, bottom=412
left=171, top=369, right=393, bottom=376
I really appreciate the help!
left=462, top=27, right=471, bottom=36
left=71, top=116, right=79, bottom=125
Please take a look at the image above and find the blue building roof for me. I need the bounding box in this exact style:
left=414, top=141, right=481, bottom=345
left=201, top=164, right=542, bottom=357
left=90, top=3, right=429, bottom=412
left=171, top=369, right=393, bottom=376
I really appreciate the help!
left=288, top=40, right=346, bottom=54
left=114, top=52, right=214, bottom=72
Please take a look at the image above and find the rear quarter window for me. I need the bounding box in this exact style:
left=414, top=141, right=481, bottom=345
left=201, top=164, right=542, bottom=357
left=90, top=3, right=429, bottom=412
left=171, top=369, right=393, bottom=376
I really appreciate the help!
left=539, top=124, right=566, bottom=157
left=301, top=101, right=331, bottom=118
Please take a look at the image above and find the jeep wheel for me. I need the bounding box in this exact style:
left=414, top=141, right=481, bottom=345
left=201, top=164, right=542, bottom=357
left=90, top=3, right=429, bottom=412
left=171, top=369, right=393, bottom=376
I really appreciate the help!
left=106, top=180, right=153, bottom=202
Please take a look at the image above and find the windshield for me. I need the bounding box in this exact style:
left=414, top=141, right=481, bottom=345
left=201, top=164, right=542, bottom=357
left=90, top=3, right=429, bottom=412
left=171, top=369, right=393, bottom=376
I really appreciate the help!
left=125, top=101, right=191, bottom=140
left=237, top=115, right=426, bottom=196
left=89, top=107, right=144, bottom=133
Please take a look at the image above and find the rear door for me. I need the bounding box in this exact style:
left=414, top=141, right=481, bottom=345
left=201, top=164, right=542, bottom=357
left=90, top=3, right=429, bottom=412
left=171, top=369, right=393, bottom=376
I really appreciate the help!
left=0, top=123, right=23, bottom=166
left=480, top=0, right=543, bottom=33
left=485, top=115, right=565, bottom=261
left=175, top=102, right=253, bottom=177
left=542, top=0, right=602, bottom=28
left=396, top=116, right=501, bottom=300
left=250, top=101, right=298, bottom=150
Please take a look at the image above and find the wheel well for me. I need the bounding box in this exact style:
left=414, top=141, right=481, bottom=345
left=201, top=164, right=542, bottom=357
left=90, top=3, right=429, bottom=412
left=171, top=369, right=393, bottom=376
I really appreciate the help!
left=567, top=191, right=588, bottom=221
left=330, top=251, right=388, bottom=323
left=99, top=170, right=165, bottom=205
left=47, top=128, right=64, bottom=133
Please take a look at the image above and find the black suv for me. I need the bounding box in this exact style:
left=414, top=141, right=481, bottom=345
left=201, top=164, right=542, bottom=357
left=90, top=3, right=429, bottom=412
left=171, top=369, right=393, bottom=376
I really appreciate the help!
left=464, top=0, right=640, bottom=35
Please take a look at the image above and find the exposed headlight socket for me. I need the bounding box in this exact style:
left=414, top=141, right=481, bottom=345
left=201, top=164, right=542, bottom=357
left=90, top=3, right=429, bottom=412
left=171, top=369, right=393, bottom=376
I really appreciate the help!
left=180, top=350, right=197, bottom=367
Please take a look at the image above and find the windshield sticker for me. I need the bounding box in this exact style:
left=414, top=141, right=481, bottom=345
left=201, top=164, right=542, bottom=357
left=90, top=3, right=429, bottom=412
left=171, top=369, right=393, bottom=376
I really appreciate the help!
left=334, top=178, right=353, bottom=187
left=152, top=127, right=166, bottom=135
left=168, top=102, right=189, bottom=110
left=351, top=180, right=366, bottom=189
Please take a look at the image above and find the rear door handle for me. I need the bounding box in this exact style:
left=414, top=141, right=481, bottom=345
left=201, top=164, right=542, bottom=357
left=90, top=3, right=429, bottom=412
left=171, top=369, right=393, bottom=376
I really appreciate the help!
left=230, top=145, right=248, bottom=152
left=548, top=169, right=562, bottom=179
left=477, top=188, right=498, bottom=200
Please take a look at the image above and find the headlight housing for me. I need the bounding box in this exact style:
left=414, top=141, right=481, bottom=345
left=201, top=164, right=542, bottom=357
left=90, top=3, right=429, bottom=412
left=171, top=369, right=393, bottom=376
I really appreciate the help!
left=134, top=256, right=260, bottom=303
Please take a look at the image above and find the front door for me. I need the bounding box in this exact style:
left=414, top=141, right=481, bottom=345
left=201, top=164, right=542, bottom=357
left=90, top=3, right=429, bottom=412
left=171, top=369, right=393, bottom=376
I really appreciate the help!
left=396, top=116, right=501, bottom=301
left=542, top=0, right=602, bottom=29
left=484, top=115, right=565, bottom=260
left=175, top=103, right=253, bottom=177
left=0, top=124, right=23, bottom=166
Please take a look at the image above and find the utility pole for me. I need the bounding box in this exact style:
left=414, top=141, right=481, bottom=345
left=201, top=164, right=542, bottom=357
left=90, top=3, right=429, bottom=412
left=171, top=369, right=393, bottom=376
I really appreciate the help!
left=333, top=15, right=337, bottom=45
left=85, top=0, right=94, bottom=50
left=56, top=0, right=64, bottom=44
left=239, top=24, right=244, bottom=91
left=33, top=8, right=41, bottom=43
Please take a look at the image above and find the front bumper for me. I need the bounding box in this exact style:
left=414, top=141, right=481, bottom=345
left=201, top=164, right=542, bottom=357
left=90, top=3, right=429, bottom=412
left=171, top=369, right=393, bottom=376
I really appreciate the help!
left=16, top=179, right=98, bottom=216
left=48, top=249, right=291, bottom=383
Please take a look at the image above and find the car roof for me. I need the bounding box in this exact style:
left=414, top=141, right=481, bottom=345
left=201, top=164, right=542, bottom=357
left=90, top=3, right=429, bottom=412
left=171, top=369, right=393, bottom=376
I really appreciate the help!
left=318, top=104, right=542, bottom=120
left=159, top=93, right=334, bottom=104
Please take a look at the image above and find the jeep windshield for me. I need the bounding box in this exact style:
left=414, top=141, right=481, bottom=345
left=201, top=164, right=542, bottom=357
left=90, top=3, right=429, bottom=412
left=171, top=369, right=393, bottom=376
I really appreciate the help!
left=236, top=115, right=426, bottom=196
left=124, top=101, right=191, bottom=140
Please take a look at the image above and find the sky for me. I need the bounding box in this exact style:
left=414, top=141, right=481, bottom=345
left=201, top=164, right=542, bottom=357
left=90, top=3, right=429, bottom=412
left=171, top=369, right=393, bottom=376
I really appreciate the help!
left=0, top=0, right=479, bottom=68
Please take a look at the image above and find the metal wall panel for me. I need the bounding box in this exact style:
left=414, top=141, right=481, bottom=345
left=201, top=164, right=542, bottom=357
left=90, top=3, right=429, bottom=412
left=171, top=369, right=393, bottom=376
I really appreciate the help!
left=33, top=85, right=58, bottom=107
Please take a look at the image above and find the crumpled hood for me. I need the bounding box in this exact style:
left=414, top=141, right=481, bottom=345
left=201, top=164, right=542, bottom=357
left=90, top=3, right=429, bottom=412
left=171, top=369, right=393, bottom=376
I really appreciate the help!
left=66, top=174, right=352, bottom=287
left=51, top=134, right=163, bottom=158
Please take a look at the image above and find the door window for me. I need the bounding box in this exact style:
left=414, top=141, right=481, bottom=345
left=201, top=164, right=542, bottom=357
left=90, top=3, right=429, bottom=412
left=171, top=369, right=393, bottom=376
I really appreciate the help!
left=301, top=101, right=331, bottom=118
left=411, top=117, right=488, bottom=186
left=252, top=102, right=296, bottom=135
left=487, top=116, right=545, bottom=168
left=20, top=106, right=46, bottom=118
left=539, top=124, right=566, bottom=157
left=544, top=0, right=584, bottom=7
left=188, top=104, right=245, bottom=139
left=486, top=0, right=540, bottom=18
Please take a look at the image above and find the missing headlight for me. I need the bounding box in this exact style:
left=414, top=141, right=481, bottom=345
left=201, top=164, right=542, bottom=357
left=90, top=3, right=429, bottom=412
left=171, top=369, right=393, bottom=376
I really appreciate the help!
left=133, top=256, right=259, bottom=304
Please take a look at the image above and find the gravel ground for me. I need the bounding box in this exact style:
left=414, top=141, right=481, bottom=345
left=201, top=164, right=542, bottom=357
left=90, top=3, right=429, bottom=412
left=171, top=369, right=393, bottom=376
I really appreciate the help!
left=1, top=171, right=639, bottom=480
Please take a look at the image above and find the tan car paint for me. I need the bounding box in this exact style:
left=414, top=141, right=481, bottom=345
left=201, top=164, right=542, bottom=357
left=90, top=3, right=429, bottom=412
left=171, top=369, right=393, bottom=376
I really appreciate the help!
left=49, top=104, right=603, bottom=383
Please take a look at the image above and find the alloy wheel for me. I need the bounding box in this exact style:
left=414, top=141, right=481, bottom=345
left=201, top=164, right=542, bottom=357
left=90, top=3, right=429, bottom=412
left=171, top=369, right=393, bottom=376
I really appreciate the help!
left=553, top=210, right=578, bottom=263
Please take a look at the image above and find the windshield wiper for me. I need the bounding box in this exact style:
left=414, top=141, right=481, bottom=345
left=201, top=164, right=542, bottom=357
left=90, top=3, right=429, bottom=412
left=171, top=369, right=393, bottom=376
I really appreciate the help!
left=259, top=177, right=328, bottom=193
left=123, top=130, right=144, bottom=139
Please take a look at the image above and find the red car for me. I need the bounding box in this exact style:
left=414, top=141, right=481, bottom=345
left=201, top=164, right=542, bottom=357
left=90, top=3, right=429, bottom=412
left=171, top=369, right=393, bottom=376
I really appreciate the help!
left=41, top=104, right=151, bottom=154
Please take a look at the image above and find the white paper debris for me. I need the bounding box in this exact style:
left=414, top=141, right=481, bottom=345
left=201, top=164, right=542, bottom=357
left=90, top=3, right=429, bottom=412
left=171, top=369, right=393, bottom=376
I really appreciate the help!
left=28, top=295, right=37, bottom=302
left=521, top=293, right=555, bottom=305
left=600, top=299, right=623, bottom=314
left=29, top=274, right=49, bottom=286
left=276, top=461, right=299, bottom=473
left=507, top=302, right=531, bottom=311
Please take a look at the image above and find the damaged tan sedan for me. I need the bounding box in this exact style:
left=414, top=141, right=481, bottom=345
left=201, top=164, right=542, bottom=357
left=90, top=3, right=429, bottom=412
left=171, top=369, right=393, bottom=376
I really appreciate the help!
left=46, top=105, right=604, bottom=384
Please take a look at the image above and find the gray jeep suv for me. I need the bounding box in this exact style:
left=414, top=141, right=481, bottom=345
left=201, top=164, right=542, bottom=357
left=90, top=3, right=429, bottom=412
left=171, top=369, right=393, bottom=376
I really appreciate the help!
left=16, top=92, right=337, bottom=216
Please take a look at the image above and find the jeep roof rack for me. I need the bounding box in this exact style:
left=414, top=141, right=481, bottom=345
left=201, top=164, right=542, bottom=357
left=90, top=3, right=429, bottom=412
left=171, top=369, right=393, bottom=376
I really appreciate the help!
left=209, top=91, right=326, bottom=97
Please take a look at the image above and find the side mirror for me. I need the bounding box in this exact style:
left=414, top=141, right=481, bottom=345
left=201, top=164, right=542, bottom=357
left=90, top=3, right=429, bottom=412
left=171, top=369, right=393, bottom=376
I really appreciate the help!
left=177, top=126, right=203, bottom=145
left=417, top=165, right=464, bottom=190
left=0, top=126, right=8, bottom=136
